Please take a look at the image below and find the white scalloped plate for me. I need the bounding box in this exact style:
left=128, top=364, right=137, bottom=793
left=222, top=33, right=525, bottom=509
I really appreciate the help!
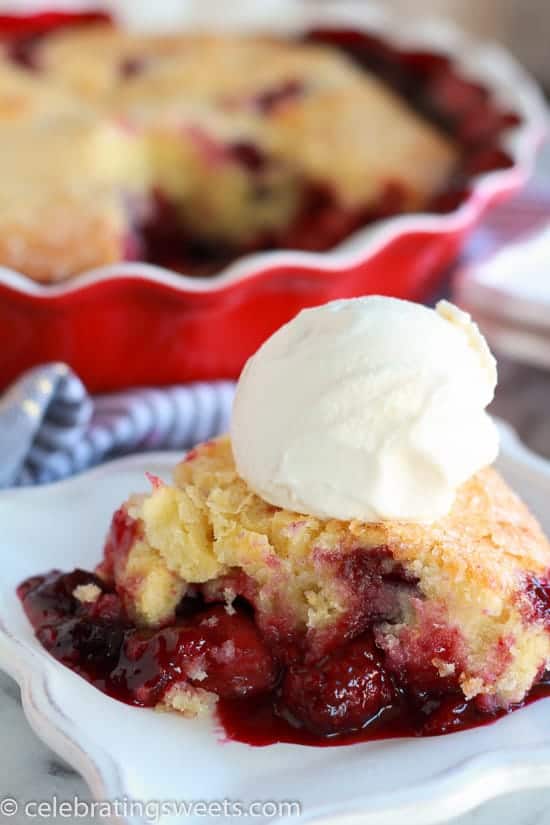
left=2, top=422, right=550, bottom=825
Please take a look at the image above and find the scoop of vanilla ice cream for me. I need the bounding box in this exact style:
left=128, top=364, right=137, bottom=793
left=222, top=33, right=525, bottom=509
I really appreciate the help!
left=230, top=296, right=499, bottom=523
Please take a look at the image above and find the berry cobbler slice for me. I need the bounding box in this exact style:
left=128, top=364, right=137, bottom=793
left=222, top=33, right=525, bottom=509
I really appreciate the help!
left=19, top=436, right=550, bottom=740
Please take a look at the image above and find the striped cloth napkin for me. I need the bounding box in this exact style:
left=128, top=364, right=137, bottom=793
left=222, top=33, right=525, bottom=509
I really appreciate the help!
left=0, top=363, right=235, bottom=488
left=2, top=145, right=549, bottom=488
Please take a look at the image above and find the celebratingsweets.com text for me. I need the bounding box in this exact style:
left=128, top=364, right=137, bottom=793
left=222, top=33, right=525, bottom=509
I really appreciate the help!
left=0, top=795, right=302, bottom=822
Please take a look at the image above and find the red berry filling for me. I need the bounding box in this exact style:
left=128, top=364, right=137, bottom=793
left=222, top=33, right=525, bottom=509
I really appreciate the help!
left=18, top=571, right=277, bottom=708
left=119, top=56, right=148, bottom=79
left=523, top=574, right=550, bottom=628
left=279, top=633, right=394, bottom=735
left=311, top=546, right=417, bottom=657
left=251, top=80, right=304, bottom=113
left=19, top=561, right=549, bottom=746
left=112, top=606, right=278, bottom=705
left=375, top=600, right=465, bottom=697
left=96, top=505, right=140, bottom=583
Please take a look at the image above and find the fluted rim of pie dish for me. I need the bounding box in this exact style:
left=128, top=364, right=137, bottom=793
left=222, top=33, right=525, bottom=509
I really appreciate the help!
left=1, top=0, right=547, bottom=298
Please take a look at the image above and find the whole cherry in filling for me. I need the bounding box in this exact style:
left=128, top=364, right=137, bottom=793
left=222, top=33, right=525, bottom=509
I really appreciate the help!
left=279, top=633, right=394, bottom=735
left=111, top=606, right=279, bottom=706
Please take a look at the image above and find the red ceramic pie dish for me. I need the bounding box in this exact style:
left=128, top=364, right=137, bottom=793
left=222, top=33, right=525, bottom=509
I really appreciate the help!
left=0, top=6, right=546, bottom=392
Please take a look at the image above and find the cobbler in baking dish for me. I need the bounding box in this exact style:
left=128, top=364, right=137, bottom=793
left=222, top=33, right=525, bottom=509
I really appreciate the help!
left=18, top=298, right=550, bottom=744
left=0, top=18, right=516, bottom=282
